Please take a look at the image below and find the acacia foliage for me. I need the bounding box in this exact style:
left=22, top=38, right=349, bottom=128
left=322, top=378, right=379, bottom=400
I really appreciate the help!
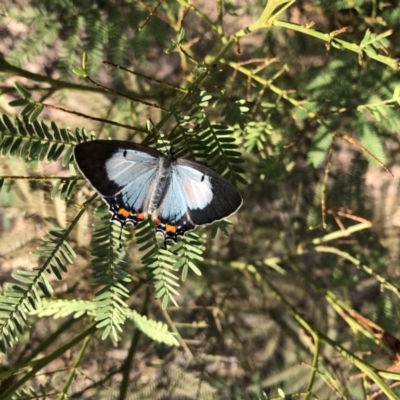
left=1, top=0, right=400, bottom=398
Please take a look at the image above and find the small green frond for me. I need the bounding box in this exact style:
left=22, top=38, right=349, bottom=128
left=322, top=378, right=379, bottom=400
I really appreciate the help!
left=91, top=209, right=132, bottom=341
left=358, top=120, right=386, bottom=166
left=0, top=115, right=79, bottom=163
left=34, top=298, right=179, bottom=346
left=168, top=233, right=204, bottom=281
left=31, top=298, right=95, bottom=319
left=5, top=7, right=60, bottom=68
left=198, top=123, right=245, bottom=184
left=259, top=156, right=282, bottom=181
left=5, top=385, right=47, bottom=400
left=307, top=126, right=333, bottom=167
left=210, top=220, right=234, bottom=240
left=357, top=93, right=400, bottom=135
left=242, top=120, right=272, bottom=153
left=135, top=220, right=180, bottom=309
left=51, top=177, right=79, bottom=200
left=360, top=29, right=392, bottom=53
left=220, top=98, right=250, bottom=130
left=0, top=226, right=75, bottom=352
left=126, top=309, right=179, bottom=346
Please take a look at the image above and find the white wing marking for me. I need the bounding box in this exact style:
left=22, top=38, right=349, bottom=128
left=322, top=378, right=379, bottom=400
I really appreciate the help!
left=105, top=149, right=160, bottom=211
left=105, top=149, right=158, bottom=184
left=156, top=164, right=213, bottom=222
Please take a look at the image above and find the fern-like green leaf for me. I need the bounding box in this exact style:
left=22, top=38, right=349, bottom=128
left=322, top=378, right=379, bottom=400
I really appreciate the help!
left=0, top=115, right=91, bottom=164
left=31, top=297, right=180, bottom=346
left=126, top=309, right=179, bottom=346
left=220, top=98, right=250, bottom=130
left=358, top=120, right=386, bottom=166
left=259, top=156, right=282, bottom=181
left=31, top=298, right=95, bottom=319
left=307, top=126, right=333, bottom=167
left=168, top=233, right=204, bottom=281
left=90, top=206, right=132, bottom=341
left=136, top=219, right=180, bottom=309
left=0, top=227, right=75, bottom=352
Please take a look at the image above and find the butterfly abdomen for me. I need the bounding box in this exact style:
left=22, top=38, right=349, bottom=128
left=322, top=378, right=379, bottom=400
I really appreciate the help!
left=147, top=155, right=173, bottom=213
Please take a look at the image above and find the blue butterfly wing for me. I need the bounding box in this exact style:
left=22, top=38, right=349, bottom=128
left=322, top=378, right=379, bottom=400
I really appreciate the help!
left=74, top=140, right=161, bottom=225
left=154, top=159, right=242, bottom=241
left=75, top=141, right=243, bottom=242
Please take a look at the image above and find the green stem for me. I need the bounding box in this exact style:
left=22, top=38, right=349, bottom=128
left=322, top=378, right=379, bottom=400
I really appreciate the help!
left=315, top=246, right=400, bottom=297
left=273, top=20, right=399, bottom=70
left=312, top=222, right=372, bottom=245
left=0, top=58, right=103, bottom=93
left=0, top=57, right=161, bottom=101
left=57, top=334, right=92, bottom=400
left=305, top=335, right=320, bottom=399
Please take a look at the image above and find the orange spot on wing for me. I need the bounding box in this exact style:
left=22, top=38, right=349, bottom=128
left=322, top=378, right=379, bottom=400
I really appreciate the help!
left=166, top=224, right=177, bottom=234
left=117, top=208, right=131, bottom=218
left=136, top=212, right=145, bottom=221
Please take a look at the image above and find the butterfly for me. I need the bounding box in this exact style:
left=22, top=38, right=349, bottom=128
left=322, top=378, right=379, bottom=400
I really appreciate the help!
left=74, top=140, right=243, bottom=242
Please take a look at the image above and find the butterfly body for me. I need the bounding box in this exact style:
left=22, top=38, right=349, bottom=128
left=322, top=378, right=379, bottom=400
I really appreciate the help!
left=74, top=140, right=242, bottom=242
